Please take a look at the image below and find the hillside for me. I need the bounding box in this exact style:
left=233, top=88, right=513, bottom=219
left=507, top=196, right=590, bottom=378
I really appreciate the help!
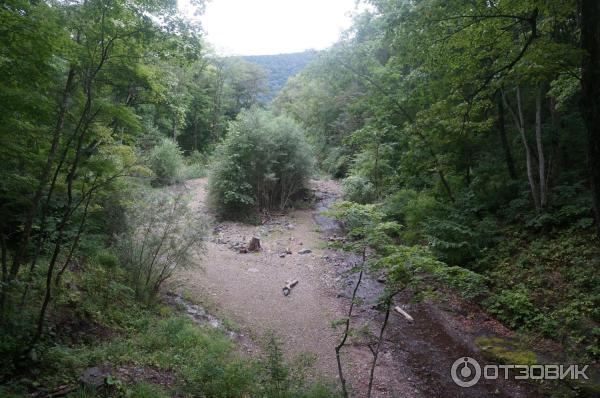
left=243, top=50, right=317, bottom=102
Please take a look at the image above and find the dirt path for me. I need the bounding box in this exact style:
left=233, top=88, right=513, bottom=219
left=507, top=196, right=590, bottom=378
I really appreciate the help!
left=174, top=178, right=544, bottom=398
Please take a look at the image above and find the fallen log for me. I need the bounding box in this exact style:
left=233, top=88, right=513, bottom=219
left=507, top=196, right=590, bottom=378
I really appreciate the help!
left=282, top=279, right=299, bottom=296
left=394, top=306, right=414, bottom=322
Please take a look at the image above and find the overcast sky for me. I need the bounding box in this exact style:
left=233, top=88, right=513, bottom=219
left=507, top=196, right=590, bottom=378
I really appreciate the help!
left=179, top=0, right=363, bottom=56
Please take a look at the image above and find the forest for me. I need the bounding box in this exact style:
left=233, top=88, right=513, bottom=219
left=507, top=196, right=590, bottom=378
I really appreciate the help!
left=243, top=51, right=317, bottom=102
left=1, top=0, right=599, bottom=397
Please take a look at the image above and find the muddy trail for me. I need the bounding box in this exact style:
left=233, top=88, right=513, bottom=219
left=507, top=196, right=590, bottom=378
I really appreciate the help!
left=174, top=178, right=545, bottom=398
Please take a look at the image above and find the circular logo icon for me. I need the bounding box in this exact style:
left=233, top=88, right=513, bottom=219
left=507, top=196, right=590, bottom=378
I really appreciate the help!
left=451, top=357, right=481, bottom=387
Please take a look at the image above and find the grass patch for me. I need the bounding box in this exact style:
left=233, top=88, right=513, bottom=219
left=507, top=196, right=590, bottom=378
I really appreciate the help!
left=475, top=336, right=537, bottom=365
left=5, top=306, right=339, bottom=397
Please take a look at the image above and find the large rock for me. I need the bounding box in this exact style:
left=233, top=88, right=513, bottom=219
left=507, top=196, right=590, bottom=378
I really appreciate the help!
left=80, top=366, right=109, bottom=389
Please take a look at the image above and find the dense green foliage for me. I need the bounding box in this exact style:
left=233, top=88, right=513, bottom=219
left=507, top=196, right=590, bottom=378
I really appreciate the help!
left=147, top=139, right=186, bottom=186
left=276, top=0, right=600, bottom=361
left=209, top=108, right=314, bottom=218
left=243, top=50, right=318, bottom=102
left=2, top=0, right=600, bottom=395
left=0, top=0, right=319, bottom=395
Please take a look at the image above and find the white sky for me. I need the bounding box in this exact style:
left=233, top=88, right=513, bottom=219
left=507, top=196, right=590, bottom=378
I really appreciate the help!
left=179, top=0, right=363, bottom=56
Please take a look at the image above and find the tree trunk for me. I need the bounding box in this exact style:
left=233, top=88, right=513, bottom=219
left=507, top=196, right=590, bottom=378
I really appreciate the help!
left=581, top=0, right=600, bottom=240
left=503, top=87, right=540, bottom=212
left=374, top=139, right=381, bottom=199
left=497, top=93, right=517, bottom=179
left=8, top=67, right=75, bottom=280
left=0, top=67, right=76, bottom=318
left=535, top=86, right=547, bottom=210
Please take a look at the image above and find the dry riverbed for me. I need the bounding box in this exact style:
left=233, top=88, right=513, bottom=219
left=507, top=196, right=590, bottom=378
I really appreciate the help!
left=172, top=178, right=545, bottom=398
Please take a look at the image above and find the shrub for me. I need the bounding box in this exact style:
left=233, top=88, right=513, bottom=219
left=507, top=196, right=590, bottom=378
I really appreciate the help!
left=423, top=193, right=498, bottom=266
left=342, top=175, right=377, bottom=204
left=147, top=139, right=185, bottom=186
left=484, top=288, right=538, bottom=329
left=377, top=245, right=488, bottom=299
left=260, top=332, right=338, bottom=398
left=117, top=190, right=205, bottom=301
left=382, top=189, right=442, bottom=242
left=209, top=109, right=314, bottom=218
left=322, top=146, right=350, bottom=178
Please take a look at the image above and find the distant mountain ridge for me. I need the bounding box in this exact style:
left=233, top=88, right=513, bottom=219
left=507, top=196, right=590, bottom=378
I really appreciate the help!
left=243, top=50, right=318, bottom=102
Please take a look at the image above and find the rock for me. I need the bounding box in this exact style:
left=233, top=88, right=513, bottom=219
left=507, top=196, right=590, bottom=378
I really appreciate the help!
left=80, top=367, right=109, bottom=389
left=238, top=247, right=248, bottom=253
left=247, top=268, right=259, bottom=273
left=377, top=274, right=387, bottom=283
left=298, top=249, right=312, bottom=255
left=247, top=236, right=261, bottom=252
left=279, top=253, right=286, bottom=258
left=285, top=247, right=292, bottom=254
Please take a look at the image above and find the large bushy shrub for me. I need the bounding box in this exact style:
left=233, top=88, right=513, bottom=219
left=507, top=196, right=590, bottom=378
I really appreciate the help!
left=147, top=139, right=185, bottom=186
left=209, top=109, right=314, bottom=218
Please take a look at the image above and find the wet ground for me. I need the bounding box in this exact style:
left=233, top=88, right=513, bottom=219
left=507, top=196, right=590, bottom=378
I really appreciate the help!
left=312, top=187, right=544, bottom=398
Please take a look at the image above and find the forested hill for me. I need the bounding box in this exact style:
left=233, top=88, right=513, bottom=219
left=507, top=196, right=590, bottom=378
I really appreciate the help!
left=243, top=50, right=317, bottom=101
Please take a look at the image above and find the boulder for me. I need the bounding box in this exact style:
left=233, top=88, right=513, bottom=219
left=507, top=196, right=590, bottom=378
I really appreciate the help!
left=80, top=367, right=109, bottom=389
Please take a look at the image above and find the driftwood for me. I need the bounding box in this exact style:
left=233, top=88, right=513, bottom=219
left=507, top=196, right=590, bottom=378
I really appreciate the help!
left=282, top=279, right=298, bottom=296
left=30, top=385, right=77, bottom=398
left=45, top=386, right=77, bottom=398
left=394, top=306, right=414, bottom=322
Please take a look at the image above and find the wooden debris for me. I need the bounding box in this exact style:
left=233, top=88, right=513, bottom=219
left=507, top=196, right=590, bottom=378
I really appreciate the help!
left=247, top=236, right=261, bottom=252
left=282, top=279, right=299, bottom=296
left=394, top=306, right=414, bottom=322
